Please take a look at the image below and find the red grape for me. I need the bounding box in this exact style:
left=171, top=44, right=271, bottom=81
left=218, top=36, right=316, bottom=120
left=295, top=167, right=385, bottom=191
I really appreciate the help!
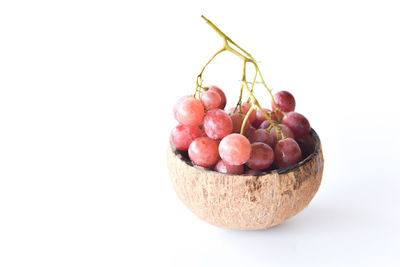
left=230, top=112, right=251, bottom=135
left=248, top=129, right=274, bottom=148
left=170, top=124, right=202, bottom=151
left=270, top=124, right=295, bottom=147
left=246, top=142, right=274, bottom=170
left=173, top=95, right=191, bottom=120
left=272, top=91, right=296, bottom=112
left=245, top=126, right=256, bottom=139
left=214, top=159, right=244, bottom=175
left=241, top=102, right=257, bottom=124
left=274, top=138, right=302, bottom=168
left=282, top=111, right=310, bottom=139
left=271, top=110, right=284, bottom=122
left=253, top=108, right=271, bottom=128
left=200, top=90, right=221, bottom=110
left=175, top=96, right=205, bottom=126
left=219, top=134, right=251, bottom=165
left=203, top=109, right=233, bottom=140
left=188, top=137, right=219, bottom=167
left=259, top=119, right=278, bottom=130
left=208, top=85, right=227, bottom=109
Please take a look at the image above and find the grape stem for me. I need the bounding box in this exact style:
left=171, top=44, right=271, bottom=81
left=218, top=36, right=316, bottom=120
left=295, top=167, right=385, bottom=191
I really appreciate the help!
left=196, top=15, right=283, bottom=139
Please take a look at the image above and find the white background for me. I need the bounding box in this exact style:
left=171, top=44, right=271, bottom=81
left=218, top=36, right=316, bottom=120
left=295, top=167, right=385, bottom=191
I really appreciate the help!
left=1, top=0, right=399, bottom=266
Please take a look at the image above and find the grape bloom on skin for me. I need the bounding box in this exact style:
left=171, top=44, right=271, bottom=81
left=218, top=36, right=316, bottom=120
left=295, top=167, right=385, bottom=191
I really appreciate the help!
left=203, top=109, right=233, bottom=140
left=170, top=17, right=315, bottom=174
left=219, top=133, right=251, bottom=166
left=188, top=137, right=220, bottom=167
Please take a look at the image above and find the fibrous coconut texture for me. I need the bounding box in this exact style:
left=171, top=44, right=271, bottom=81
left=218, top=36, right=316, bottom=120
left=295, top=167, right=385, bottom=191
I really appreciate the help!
left=167, top=129, right=323, bottom=230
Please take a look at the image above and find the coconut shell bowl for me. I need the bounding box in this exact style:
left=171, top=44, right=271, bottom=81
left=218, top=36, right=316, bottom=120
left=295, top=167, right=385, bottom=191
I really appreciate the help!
left=167, top=129, right=324, bottom=230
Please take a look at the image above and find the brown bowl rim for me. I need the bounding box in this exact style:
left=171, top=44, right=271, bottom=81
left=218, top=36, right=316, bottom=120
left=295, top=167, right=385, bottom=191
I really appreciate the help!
left=170, top=128, right=321, bottom=176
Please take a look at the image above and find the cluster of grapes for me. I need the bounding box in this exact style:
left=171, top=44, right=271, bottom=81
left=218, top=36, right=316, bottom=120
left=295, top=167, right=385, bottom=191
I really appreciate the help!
left=170, top=86, right=311, bottom=175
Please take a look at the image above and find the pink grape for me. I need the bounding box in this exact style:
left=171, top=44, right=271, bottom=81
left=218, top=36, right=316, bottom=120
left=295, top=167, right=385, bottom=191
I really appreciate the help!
left=272, top=91, right=296, bottom=112
left=219, top=134, right=251, bottom=165
left=271, top=110, right=284, bottom=122
left=203, top=109, right=233, bottom=140
left=282, top=111, right=310, bottom=139
left=173, top=95, right=191, bottom=120
left=245, top=126, right=256, bottom=139
left=248, top=129, right=274, bottom=148
left=208, top=85, right=227, bottom=109
left=270, top=124, right=295, bottom=147
left=253, top=108, right=271, bottom=128
left=230, top=112, right=251, bottom=135
left=170, top=124, right=202, bottom=151
left=274, top=138, right=302, bottom=169
left=188, top=137, right=219, bottom=167
left=214, top=159, right=244, bottom=175
left=200, top=90, right=221, bottom=110
left=246, top=142, right=274, bottom=170
left=175, top=96, right=205, bottom=126
left=241, top=103, right=257, bottom=124
left=259, top=119, right=278, bottom=130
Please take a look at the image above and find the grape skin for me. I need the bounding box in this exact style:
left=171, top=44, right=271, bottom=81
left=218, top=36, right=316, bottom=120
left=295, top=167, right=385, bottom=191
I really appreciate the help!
left=170, top=124, right=202, bottom=151
left=201, top=90, right=221, bottom=110
left=253, top=108, right=271, bottom=128
left=230, top=112, right=251, bottom=135
left=270, top=124, right=295, bottom=148
left=203, top=109, right=233, bottom=140
left=272, top=91, right=296, bottom=112
left=219, top=134, right=252, bottom=165
left=188, top=137, right=220, bottom=167
left=274, top=138, right=302, bottom=169
left=282, top=111, right=310, bottom=139
left=208, top=85, right=227, bottom=109
left=245, top=126, right=256, bottom=139
left=214, top=159, right=244, bottom=175
left=175, top=96, right=205, bottom=126
left=258, top=119, right=278, bottom=130
left=246, top=142, right=274, bottom=170
left=241, top=102, right=257, bottom=124
left=248, top=129, right=274, bottom=148
left=173, top=95, right=191, bottom=120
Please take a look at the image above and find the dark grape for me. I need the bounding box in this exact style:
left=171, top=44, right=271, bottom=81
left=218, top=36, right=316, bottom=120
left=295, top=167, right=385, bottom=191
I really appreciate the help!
left=253, top=108, right=271, bottom=128
left=272, top=91, right=296, bottom=112
left=270, top=124, right=295, bottom=147
left=274, top=138, right=302, bottom=168
left=282, top=112, right=310, bottom=139
left=214, top=159, right=244, bottom=175
left=230, top=112, right=251, bottom=135
left=248, top=129, right=274, bottom=148
left=246, top=142, right=274, bottom=170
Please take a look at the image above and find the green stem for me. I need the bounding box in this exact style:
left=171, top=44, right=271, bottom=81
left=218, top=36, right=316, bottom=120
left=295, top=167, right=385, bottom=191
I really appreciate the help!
left=199, top=15, right=282, bottom=138
left=194, top=47, right=226, bottom=96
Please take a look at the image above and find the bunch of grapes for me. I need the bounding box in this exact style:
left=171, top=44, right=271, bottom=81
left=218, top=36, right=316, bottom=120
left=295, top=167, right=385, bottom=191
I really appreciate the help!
left=171, top=87, right=311, bottom=175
